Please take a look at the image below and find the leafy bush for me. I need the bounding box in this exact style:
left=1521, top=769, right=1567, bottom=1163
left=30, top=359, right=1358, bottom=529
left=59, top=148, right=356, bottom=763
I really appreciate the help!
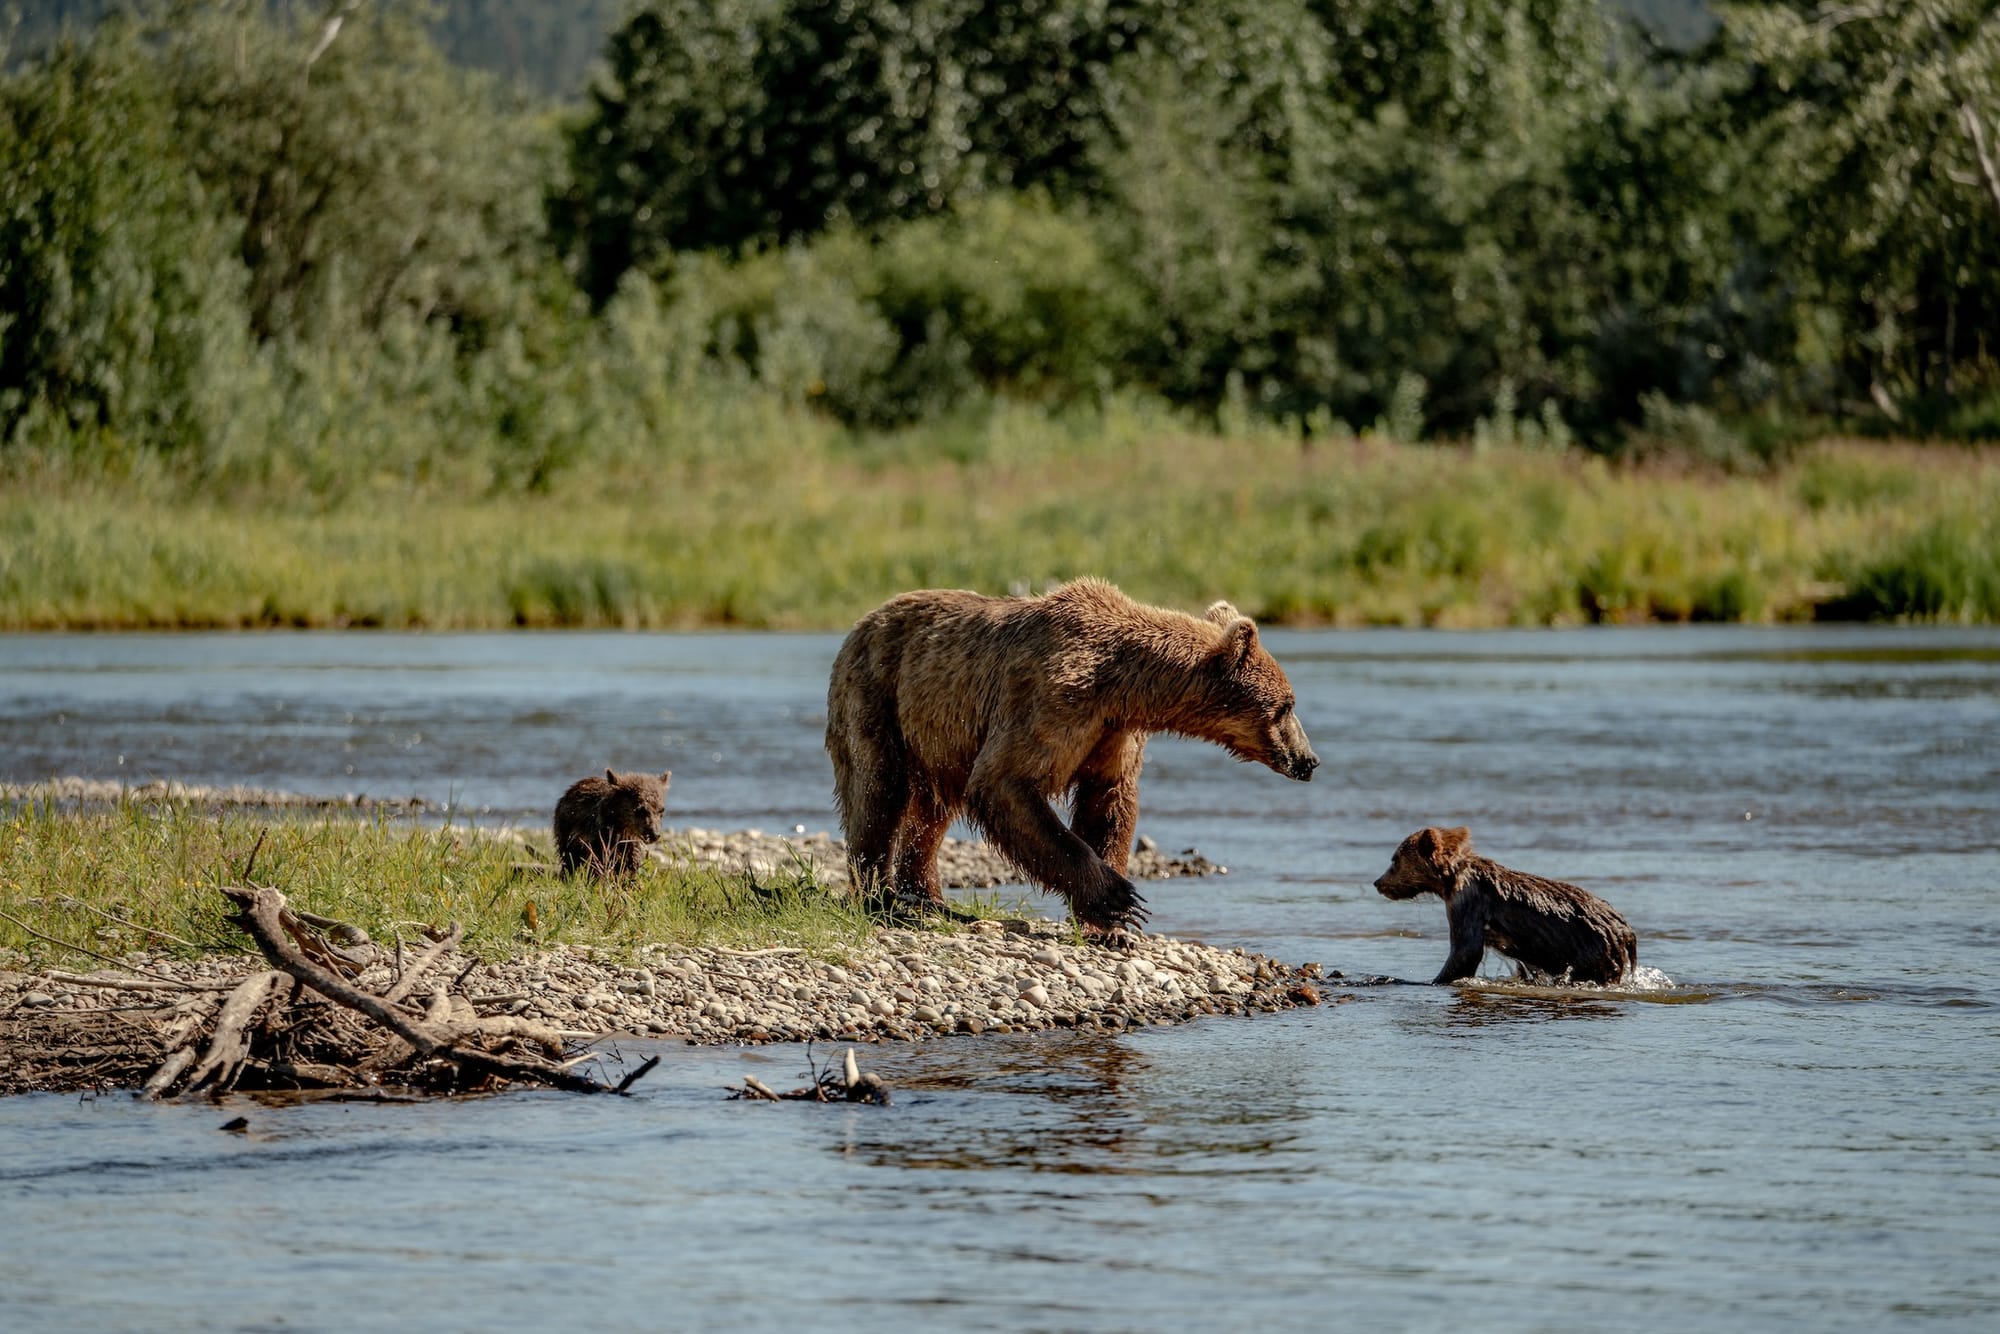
left=1829, top=518, right=2000, bottom=622
left=0, top=25, right=255, bottom=459
left=869, top=194, right=1143, bottom=402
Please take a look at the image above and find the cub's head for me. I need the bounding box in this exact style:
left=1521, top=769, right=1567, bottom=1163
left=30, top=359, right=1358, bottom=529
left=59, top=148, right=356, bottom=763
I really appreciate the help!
left=1373, top=826, right=1473, bottom=900
left=1202, top=601, right=1318, bottom=782
left=603, top=768, right=670, bottom=846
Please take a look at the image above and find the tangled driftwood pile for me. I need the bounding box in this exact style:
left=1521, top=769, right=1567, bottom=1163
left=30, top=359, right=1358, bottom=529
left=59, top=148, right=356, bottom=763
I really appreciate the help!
left=730, top=1045, right=892, bottom=1106
left=1, top=885, right=654, bottom=1099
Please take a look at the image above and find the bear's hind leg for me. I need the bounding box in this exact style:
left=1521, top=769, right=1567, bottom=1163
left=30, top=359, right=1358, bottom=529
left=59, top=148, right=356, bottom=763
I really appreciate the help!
left=890, top=784, right=953, bottom=911
left=829, top=679, right=914, bottom=909
left=838, top=753, right=909, bottom=911
left=1064, top=768, right=1144, bottom=872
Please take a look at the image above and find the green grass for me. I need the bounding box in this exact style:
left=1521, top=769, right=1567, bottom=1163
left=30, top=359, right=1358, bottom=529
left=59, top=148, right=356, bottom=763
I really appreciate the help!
left=2, top=419, right=1997, bottom=629
left=0, top=803, right=884, bottom=966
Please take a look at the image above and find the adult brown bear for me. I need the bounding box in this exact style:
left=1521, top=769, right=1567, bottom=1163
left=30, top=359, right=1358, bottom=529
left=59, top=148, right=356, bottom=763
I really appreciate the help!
left=826, top=578, right=1317, bottom=940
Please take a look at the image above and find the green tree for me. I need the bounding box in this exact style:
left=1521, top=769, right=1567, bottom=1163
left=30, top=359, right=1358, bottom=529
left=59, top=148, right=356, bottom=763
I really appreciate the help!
left=0, top=20, right=252, bottom=454
left=146, top=0, right=552, bottom=345
left=1715, top=1, right=2000, bottom=419
left=556, top=0, right=1156, bottom=302
left=1097, top=1, right=1633, bottom=429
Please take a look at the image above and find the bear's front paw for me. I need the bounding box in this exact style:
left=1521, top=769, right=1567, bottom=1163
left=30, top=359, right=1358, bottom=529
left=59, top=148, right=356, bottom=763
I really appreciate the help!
left=1076, top=871, right=1148, bottom=946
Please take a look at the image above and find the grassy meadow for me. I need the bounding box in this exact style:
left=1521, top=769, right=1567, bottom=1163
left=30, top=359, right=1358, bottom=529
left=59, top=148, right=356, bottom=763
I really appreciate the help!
left=3, top=421, right=1997, bottom=631
left=0, top=801, right=893, bottom=967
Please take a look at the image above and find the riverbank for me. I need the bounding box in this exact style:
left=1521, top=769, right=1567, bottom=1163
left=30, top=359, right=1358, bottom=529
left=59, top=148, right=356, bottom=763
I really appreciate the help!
left=0, top=914, right=1334, bottom=1097
left=5, top=438, right=1996, bottom=630
left=0, top=798, right=1308, bottom=1095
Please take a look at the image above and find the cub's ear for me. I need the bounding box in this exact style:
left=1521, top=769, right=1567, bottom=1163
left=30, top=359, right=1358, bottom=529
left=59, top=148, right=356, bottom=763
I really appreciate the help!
left=1203, top=600, right=1241, bottom=626
left=604, top=768, right=618, bottom=784
left=1215, top=615, right=1259, bottom=671
left=1412, top=828, right=1438, bottom=857
left=659, top=770, right=672, bottom=786
left=1433, top=826, right=1473, bottom=862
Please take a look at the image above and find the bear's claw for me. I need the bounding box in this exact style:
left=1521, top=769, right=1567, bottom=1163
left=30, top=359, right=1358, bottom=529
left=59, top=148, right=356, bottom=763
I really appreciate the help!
left=1075, top=874, right=1148, bottom=946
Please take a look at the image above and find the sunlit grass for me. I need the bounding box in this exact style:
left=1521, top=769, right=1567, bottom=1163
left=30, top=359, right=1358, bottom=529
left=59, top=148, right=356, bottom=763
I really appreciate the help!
left=1, top=426, right=1996, bottom=629
left=0, top=803, right=882, bottom=965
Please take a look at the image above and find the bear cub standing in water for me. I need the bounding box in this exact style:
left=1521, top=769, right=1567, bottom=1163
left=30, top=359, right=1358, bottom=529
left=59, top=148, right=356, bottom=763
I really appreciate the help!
left=554, top=769, right=670, bottom=876
left=1374, top=826, right=1636, bottom=985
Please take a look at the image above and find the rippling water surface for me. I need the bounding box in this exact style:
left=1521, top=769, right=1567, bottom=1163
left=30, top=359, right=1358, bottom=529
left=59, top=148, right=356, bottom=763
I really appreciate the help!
left=2, top=627, right=1997, bottom=1330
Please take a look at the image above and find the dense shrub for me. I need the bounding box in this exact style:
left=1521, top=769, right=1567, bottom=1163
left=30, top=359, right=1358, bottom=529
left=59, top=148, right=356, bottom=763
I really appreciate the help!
left=0, top=25, right=255, bottom=458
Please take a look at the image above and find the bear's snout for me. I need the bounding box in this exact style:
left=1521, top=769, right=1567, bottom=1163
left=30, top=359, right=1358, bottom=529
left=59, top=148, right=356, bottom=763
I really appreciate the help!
left=1273, top=713, right=1317, bottom=781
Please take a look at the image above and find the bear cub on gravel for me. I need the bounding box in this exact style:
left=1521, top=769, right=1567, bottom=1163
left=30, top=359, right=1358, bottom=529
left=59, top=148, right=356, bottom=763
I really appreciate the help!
left=1374, top=826, right=1636, bottom=985
left=554, top=769, right=670, bottom=877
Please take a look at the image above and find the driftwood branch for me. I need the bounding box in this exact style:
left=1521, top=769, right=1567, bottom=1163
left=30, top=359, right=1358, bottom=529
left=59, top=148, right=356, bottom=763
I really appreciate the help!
left=383, top=924, right=466, bottom=1007
left=729, top=1047, right=890, bottom=1105
left=139, top=1048, right=198, bottom=1101
left=218, top=885, right=636, bottom=1095
left=615, top=1057, right=663, bottom=1095
left=56, top=897, right=219, bottom=954
left=184, top=971, right=287, bottom=1093
left=45, top=971, right=237, bottom=994
left=0, top=909, right=196, bottom=986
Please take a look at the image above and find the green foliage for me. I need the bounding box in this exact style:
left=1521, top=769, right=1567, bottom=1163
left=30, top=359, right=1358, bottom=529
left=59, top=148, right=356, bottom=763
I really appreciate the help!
left=1712, top=1, right=2000, bottom=418
left=870, top=194, right=1144, bottom=401
left=3, top=0, right=2000, bottom=514
left=5, top=432, right=1994, bottom=630
left=0, top=20, right=253, bottom=455
left=1826, top=514, right=2000, bottom=622
left=150, top=0, right=551, bottom=345
left=554, top=0, right=1136, bottom=302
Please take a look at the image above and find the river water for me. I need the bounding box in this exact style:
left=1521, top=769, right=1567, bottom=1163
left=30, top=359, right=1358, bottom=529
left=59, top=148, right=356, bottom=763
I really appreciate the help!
left=2, top=627, right=1996, bottom=1330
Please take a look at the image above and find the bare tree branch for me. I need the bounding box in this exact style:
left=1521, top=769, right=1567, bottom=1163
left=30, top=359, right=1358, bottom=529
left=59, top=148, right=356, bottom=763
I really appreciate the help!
left=1959, top=102, right=2000, bottom=229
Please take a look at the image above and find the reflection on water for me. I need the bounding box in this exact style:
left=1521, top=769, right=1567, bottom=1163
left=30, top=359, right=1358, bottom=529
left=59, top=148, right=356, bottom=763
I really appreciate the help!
left=1440, top=991, right=1632, bottom=1026
left=2, top=626, right=1999, bottom=1328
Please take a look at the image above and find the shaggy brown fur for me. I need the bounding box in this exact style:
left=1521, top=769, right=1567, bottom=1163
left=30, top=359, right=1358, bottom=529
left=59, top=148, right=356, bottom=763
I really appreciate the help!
left=554, top=769, right=670, bottom=877
left=1373, top=826, right=1637, bottom=985
left=826, top=578, right=1318, bottom=939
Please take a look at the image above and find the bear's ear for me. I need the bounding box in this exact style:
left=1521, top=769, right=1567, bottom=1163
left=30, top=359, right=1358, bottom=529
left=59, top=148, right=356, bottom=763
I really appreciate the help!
left=1433, top=826, right=1473, bottom=863
left=605, top=768, right=618, bottom=784
left=659, top=770, right=672, bottom=786
left=1411, top=828, right=1437, bottom=858
left=1203, top=600, right=1241, bottom=626
left=1216, top=616, right=1259, bottom=671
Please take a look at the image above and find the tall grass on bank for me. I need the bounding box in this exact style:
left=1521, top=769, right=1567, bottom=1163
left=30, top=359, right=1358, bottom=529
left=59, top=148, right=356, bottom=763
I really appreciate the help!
left=2, top=423, right=1997, bottom=629
left=0, top=803, right=876, bottom=965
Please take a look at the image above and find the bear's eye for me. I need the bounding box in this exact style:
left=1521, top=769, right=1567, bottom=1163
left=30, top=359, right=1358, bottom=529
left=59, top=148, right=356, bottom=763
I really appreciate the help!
left=1274, top=700, right=1293, bottom=720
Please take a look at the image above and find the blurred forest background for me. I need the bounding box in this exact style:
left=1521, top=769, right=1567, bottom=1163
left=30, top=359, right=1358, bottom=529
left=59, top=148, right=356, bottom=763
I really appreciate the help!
left=1, top=1, right=1996, bottom=628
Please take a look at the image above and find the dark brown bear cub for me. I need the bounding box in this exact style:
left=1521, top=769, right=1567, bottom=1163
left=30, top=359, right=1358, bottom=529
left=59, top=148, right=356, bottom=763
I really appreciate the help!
left=554, top=769, right=670, bottom=876
left=1373, top=826, right=1636, bottom=985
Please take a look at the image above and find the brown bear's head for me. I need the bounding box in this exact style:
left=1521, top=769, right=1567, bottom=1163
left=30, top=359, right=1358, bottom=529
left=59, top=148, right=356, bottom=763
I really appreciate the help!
left=603, top=768, right=670, bottom=847
left=1373, top=825, right=1473, bottom=900
left=1200, top=601, right=1319, bottom=782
